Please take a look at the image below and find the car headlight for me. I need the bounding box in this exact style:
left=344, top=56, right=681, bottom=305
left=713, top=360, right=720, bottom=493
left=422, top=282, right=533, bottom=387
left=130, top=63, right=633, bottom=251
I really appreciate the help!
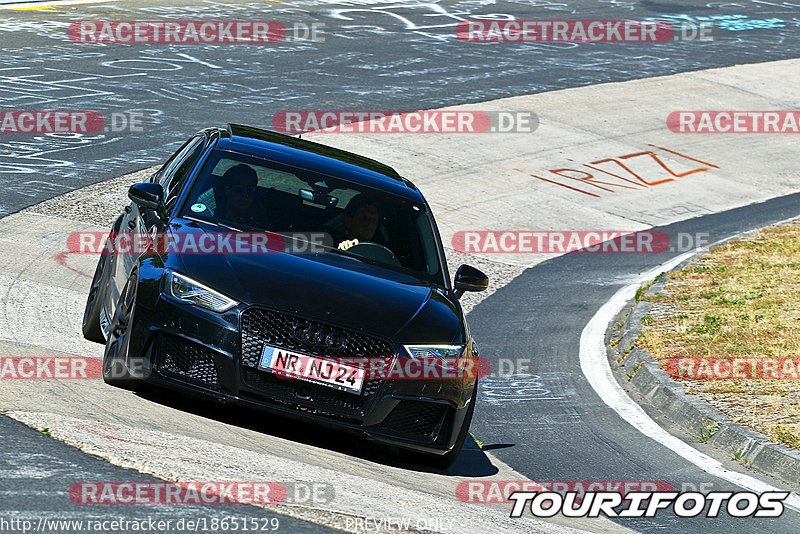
left=403, top=345, right=465, bottom=360
left=165, top=271, right=237, bottom=312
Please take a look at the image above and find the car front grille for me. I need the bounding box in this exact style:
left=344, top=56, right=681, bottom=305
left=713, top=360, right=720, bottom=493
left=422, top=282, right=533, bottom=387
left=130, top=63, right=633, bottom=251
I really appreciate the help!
left=157, top=334, right=220, bottom=390
left=378, top=400, right=448, bottom=442
left=240, top=307, right=395, bottom=419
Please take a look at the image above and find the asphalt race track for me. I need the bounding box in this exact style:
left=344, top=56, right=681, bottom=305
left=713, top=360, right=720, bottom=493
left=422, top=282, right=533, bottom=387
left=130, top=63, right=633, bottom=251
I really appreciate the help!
left=0, top=416, right=331, bottom=533
left=469, top=192, right=800, bottom=533
left=2, top=0, right=800, bottom=533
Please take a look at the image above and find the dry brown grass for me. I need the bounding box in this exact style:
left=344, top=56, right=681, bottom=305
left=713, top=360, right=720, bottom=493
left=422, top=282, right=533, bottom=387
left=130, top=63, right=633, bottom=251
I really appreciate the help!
left=639, top=220, right=800, bottom=449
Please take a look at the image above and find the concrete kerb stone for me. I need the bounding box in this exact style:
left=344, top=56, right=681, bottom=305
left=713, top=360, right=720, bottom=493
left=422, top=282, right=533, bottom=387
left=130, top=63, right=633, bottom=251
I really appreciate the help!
left=606, top=255, right=800, bottom=489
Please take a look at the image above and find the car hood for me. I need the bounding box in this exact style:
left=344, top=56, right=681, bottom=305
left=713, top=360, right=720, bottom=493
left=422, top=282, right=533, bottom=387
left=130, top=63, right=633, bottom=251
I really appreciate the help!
left=169, top=223, right=463, bottom=342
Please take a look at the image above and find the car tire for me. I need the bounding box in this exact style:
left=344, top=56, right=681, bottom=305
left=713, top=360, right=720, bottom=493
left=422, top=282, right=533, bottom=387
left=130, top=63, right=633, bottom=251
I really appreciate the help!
left=428, top=380, right=478, bottom=469
left=102, top=274, right=141, bottom=390
left=82, top=253, right=110, bottom=344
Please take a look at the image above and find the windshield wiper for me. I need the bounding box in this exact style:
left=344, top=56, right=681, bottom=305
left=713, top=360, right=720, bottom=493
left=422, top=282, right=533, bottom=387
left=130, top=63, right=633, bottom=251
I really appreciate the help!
left=321, top=246, right=367, bottom=263
left=184, top=215, right=244, bottom=232
left=215, top=221, right=245, bottom=232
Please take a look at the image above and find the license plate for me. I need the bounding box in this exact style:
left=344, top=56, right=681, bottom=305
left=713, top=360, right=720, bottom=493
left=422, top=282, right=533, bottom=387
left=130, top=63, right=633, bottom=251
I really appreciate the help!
left=258, top=345, right=364, bottom=394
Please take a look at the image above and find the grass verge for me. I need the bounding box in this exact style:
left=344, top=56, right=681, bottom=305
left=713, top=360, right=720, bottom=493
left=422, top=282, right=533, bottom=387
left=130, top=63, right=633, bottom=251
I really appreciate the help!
left=638, top=220, right=800, bottom=449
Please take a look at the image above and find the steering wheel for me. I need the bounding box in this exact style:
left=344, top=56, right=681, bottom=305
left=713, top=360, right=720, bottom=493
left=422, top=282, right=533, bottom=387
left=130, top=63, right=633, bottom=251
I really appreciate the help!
left=347, top=241, right=400, bottom=267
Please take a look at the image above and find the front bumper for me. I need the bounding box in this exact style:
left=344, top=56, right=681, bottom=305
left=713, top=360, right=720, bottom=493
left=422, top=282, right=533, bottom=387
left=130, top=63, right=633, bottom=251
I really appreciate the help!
left=129, top=293, right=475, bottom=455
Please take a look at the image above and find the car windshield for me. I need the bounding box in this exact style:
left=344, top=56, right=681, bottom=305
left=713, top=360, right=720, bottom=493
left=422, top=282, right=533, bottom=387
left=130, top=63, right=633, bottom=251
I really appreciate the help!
left=180, top=149, right=444, bottom=285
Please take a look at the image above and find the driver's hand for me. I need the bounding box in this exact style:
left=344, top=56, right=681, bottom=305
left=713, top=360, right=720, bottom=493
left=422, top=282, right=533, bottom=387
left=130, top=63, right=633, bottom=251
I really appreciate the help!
left=338, top=239, right=359, bottom=251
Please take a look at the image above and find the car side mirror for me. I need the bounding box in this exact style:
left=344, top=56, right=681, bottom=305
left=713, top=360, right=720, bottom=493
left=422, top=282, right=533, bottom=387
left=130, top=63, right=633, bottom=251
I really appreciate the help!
left=454, top=264, right=489, bottom=299
left=128, top=183, right=165, bottom=212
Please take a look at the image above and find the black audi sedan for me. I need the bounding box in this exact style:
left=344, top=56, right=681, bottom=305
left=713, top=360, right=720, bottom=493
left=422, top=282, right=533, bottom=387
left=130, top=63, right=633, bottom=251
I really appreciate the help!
left=82, top=124, right=488, bottom=467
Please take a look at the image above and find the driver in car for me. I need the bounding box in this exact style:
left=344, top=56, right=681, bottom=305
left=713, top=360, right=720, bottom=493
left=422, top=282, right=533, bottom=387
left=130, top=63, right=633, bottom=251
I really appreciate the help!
left=336, top=194, right=382, bottom=250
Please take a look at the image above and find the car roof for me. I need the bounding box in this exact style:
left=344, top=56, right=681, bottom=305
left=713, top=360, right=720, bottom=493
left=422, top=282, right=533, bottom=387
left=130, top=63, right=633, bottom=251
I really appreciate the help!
left=212, top=124, right=423, bottom=202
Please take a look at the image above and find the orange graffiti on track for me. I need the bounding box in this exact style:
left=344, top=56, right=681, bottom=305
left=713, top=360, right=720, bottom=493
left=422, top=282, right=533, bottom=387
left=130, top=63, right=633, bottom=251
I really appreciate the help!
left=521, top=145, right=719, bottom=198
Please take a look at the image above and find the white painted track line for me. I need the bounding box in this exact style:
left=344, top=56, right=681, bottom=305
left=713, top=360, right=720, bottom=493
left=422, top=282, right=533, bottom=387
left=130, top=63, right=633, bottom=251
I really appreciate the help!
left=580, top=230, right=800, bottom=513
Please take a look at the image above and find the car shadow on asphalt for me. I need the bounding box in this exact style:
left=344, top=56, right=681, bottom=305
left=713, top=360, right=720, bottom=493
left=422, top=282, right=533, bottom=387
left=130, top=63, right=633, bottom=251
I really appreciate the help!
left=135, top=385, right=500, bottom=477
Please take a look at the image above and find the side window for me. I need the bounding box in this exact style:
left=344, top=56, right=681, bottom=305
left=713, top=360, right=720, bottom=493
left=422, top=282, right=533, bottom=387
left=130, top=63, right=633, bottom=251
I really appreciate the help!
left=160, top=136, right=206, bottom=209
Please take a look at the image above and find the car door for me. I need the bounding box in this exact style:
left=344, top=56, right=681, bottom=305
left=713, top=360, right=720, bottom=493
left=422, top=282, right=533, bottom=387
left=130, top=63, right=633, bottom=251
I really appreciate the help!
left=108, top=134, right=208, bottom=310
